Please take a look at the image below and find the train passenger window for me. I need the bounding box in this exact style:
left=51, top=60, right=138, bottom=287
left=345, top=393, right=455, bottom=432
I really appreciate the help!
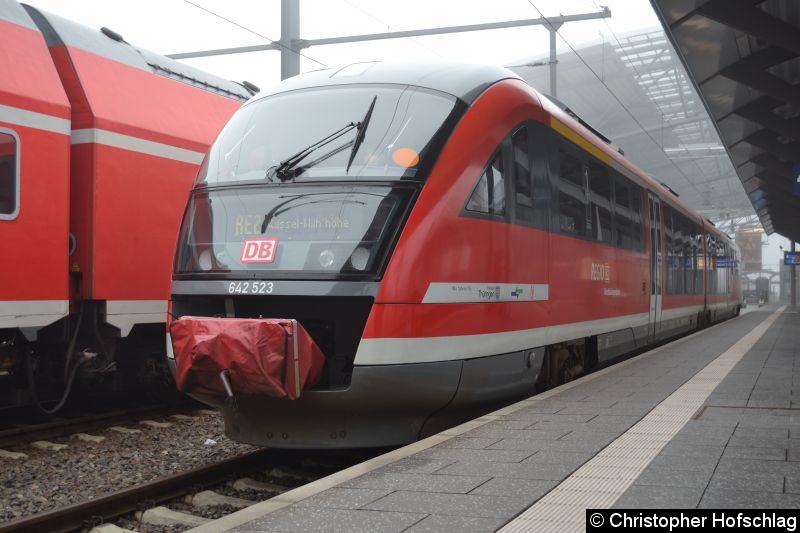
left=466, top=151, right=506, bottom=216
left=693, top=230, right=703, bottom=294
left=664, top=208, right=676, bottom=295
left=589, top=161, right=613, bottom=244
left=672, top=211, right=685, bottom=295
left=682, top=222, right=691, bottom=293
left=613, top=176, right=633, bottom=249
left=512, top=127, right=534, bottom=224
left=556, top=148, right=587, bottom=237
left=706, top=235, right=717, bottom=295
left=719, top=242, right=729, bottom=295
left=682, top=218, right=694, bottom=295
left=629, top=185, right=645, bottom=251
left=665, top=206, right=693, bottom=296
left=0, top=132, right=18, bottom=219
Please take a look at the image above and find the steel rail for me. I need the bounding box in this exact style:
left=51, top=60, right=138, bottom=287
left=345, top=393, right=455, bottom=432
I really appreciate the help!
left=0, top=449, right=276, bottom=533
left=0, top=404, right=195, bottom=449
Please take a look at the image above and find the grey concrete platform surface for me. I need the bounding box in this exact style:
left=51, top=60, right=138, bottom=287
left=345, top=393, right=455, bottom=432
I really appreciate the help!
left=190, top=306, right=799, bottom=533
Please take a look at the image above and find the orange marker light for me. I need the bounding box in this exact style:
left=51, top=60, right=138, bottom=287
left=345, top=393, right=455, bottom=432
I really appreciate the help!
left=392, top=147, right=420, bottom=167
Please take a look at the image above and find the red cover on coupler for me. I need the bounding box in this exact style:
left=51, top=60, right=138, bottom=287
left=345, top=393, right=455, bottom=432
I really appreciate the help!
left=170, top=317, right=325, bottom=400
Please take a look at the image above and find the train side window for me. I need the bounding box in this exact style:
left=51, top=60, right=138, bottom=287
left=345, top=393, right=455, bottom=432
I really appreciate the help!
left=682, top=217, right=694, bottom=295
left=630, top=185, right=645, bottom=251
left=613, top=175, right=633, bottom=249
left=512, top=127, right=534, bottom=224
left=682, top=218, right=691, bottom=295
left=664, top=207, right=676, bottom=295
left=693, top=229, right=703, bottom=294
left=466, top=150, right=506, bottom=216
left=720, top=242, right=729, bottom=295
left=531, top=125, right=551, bottom=231
left=673, top=212, right=685, bottom=295
left=589, top=161, right=613, bottom=244
left=555, top=148, right=587, bottom=237
left=0, top=131, right=18, bottom=219
left=707, top=235, right=717, bottom=295
left=665, top=206, right=689, bottom=296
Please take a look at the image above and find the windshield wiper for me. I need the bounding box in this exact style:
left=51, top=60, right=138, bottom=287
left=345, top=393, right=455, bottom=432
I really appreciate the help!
left=268, top=94, right=377, bottom=181
left=271, top=122, right=357, bottom=181
left=346, top=95, right=377, bottom=173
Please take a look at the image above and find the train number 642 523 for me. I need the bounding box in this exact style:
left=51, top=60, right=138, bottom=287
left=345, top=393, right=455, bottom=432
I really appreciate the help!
left=227, top=281, right=274, bottom=294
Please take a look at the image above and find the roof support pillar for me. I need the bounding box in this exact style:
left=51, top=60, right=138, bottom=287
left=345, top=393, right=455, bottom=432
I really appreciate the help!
left=280, top=0, right=300, bottom=80
left=548, top=24, right=562, bottom=97
left=792, top=241, right=797, bottom=307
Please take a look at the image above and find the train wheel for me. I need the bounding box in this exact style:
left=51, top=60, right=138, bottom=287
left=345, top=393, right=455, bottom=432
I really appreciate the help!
left=538, top=340, right=586, bottom=390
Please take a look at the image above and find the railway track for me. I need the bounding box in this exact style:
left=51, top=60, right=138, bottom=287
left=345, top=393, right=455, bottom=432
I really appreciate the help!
left=0, top=449, right=277, bottom=533
left=2, top=434, right=379, bottom=533
left=0, top=403, right=196, bottom=450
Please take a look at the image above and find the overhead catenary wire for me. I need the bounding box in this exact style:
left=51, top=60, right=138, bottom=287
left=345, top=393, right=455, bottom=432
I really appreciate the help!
left=338, top=0, right=445, bottom=59
left=181, top=0, right=328, bottom=68
left=523, top=0, right=707, bottom=202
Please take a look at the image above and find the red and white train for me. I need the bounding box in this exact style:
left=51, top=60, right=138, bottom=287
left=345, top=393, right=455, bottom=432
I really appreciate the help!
left=169, top=62, right=741, bottom=448
left=0, top=0, right=250, bottom=411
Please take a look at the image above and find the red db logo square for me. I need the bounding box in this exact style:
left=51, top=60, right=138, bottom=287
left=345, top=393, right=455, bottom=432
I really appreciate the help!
left=240, top=238, right=278, bottom=264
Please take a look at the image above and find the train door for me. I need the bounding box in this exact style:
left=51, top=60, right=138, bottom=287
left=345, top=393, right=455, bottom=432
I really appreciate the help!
left=647, top=193, right=663, bottom=340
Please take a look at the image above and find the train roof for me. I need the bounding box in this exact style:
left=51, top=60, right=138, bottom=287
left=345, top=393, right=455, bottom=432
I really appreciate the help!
left=21, top=4, right=252, bottom=102
left=251, top=61, right=520, bottom=105
left=0, top=0, right=33, bottom=29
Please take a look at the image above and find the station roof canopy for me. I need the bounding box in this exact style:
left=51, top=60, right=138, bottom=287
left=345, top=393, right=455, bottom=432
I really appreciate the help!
left=651, top=0, right=800, bottom=242
left=510, top=28, right=753, bottom=227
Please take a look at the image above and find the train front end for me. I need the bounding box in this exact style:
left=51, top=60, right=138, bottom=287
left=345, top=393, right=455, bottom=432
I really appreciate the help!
left=168, top=71, right=467, bottom=448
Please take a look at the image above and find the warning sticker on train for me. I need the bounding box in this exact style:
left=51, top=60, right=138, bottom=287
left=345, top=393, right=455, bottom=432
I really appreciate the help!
left=240, top=238, right=278, bottom=264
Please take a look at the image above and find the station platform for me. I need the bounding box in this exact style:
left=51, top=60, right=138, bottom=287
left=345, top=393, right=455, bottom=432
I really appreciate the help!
left=192, top=306, right=799, bottom=532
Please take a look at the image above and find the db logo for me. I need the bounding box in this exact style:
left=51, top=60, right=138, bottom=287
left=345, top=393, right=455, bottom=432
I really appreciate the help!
left=240, top=238, right=278, bottom=264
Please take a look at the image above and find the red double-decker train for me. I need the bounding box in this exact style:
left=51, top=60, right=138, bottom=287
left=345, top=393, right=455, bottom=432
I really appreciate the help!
left=0, top=0, right=251, bottom=411
left=169, top=62, right=740, bottom=448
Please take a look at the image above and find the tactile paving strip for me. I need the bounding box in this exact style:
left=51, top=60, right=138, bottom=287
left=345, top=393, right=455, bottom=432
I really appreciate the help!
left=500, top=307, right=785, bottom=532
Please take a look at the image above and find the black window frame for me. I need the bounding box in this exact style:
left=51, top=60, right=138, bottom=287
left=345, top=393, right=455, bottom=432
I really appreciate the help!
left=612, top=174, right=633, bottom=250
left=588, top=160, right=614, bottom=245
left=511, top=125, right=534, bottom=226
left=552, top=141, right=589, bottom=239
left=0, top=129, right=19, bottom=221
left=458, top=119, right=653, bottom=257
left=464, top=142, right=510, bottom=221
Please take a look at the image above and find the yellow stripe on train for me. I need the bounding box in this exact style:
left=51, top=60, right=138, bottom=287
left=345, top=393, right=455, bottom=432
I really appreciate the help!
left=550, top=116, right=610, bottom=165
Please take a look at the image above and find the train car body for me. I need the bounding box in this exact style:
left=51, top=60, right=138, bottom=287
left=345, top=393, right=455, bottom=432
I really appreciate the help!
left=169, top=62, right=741, bottom=448
left=0, top=0, right=71, bottom=341
left=0, top=0, right=250, bottom=410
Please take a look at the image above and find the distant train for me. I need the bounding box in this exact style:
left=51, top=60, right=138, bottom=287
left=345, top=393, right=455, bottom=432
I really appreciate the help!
left=168, top=62, right=740, bottom=448
left=0, top=0, right=252, bottom=412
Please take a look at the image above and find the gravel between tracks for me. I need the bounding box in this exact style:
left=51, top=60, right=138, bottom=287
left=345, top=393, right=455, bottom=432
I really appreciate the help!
left=0, top=410, right=257, bottom=521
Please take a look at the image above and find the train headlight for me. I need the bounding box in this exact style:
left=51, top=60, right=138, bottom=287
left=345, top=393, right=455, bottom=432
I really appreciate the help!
left=198, top=249, right=213, bottom=271
left=319, top=249, right=335, bottom=268
left=349, top=247, right=370, bottom=271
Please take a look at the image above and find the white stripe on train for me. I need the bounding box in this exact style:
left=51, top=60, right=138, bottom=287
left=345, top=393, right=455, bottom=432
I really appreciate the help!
left=354, top=302, right=737, bottom=365
left=0, top=103, right=70, bottom=135
left=71, top=128, right=205, bottom=164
